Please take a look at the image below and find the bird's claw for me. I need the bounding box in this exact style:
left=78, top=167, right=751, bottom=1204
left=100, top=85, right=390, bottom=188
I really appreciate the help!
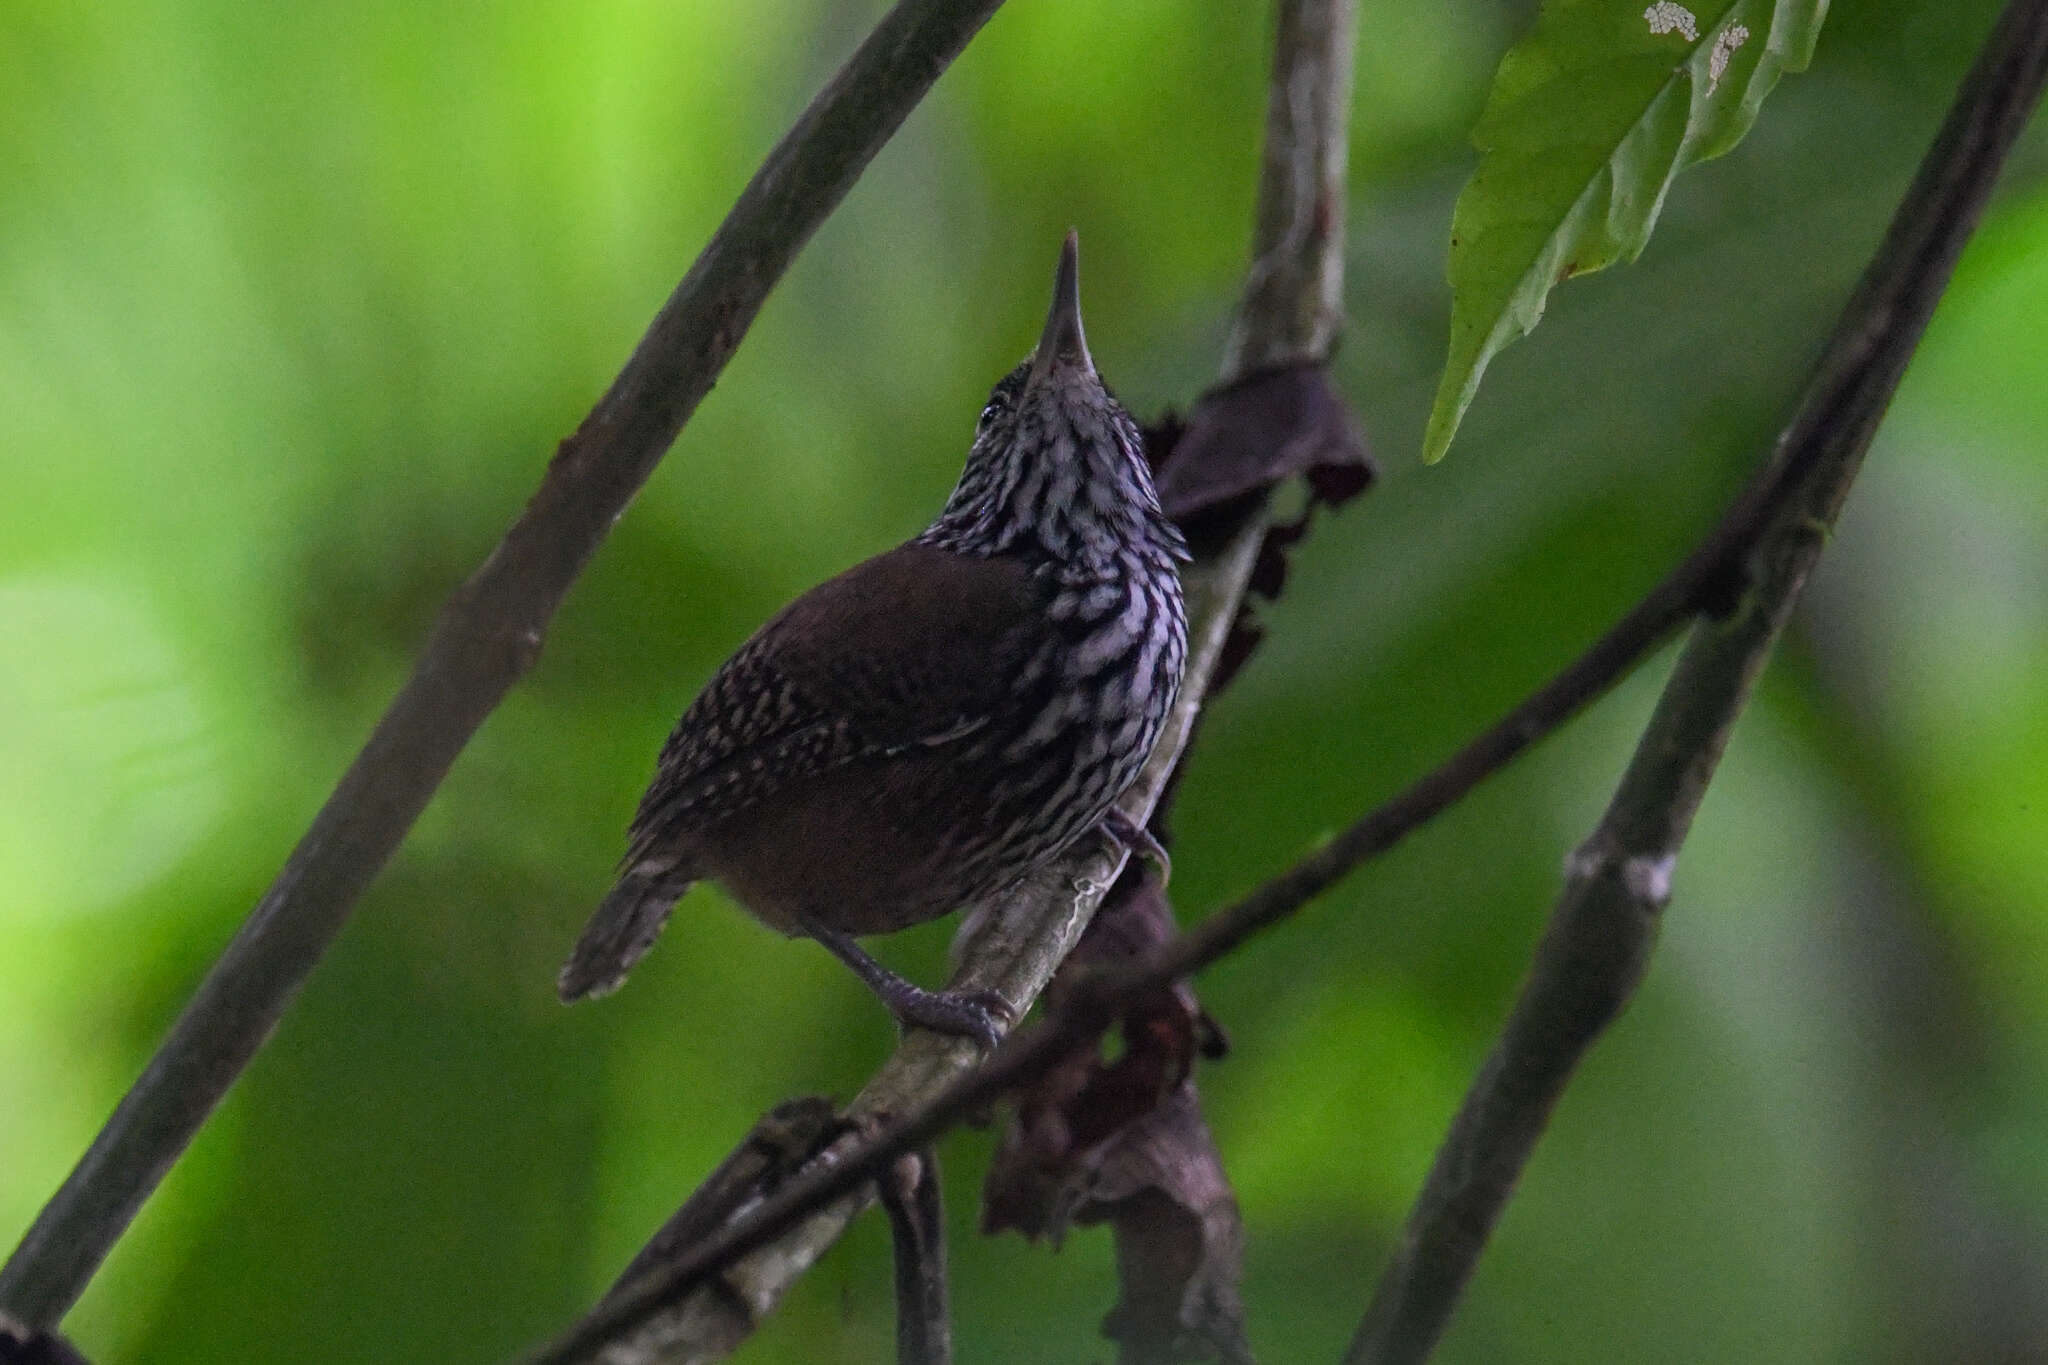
left=1099, top=807, right=1171, bottom=885
left=888, top=985, right=1014, bottom=1049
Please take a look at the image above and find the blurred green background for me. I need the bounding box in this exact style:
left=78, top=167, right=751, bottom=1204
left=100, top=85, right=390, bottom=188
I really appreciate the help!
left=5, top=1, right=2047, bottom=1360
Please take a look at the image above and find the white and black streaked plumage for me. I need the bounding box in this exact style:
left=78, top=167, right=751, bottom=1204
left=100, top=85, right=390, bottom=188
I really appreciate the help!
left=559, top=233, right=1188, bottom=1043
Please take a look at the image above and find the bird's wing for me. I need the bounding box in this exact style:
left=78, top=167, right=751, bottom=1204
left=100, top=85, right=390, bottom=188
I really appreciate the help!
left=625, top=542, right=1050, bottom=862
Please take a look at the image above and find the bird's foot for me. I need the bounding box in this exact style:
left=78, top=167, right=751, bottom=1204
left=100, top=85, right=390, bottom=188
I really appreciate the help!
left=801, top=916, right=1014, bottom=1048
left=883, top=983, right=1015, bottom=1049
left=1099, top=806, right=1171, bottom=886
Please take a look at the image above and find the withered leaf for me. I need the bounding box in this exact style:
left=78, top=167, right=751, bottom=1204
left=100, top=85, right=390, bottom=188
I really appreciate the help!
left=1084, top=1088, right=1253, bottom=1365
left=1144, top=364, right=1374, bottom=700
left=983, top=870, right=1252, bottom=1364
left=1148, top=363, right=1373, bottom=540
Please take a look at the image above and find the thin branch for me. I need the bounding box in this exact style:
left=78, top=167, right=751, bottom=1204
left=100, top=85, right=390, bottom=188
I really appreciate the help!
left=520, top=1, right=1359, bottom=1360
left=1226, top=0, right=1356, bottom=375
left=1345, top=4, right=2048, bottom=1361
left=0, top=0, right=1010, bottom=1332
left=878, top=1150, right=953, bottom=1365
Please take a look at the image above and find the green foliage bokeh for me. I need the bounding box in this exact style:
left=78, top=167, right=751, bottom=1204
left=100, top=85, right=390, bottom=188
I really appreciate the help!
left=4, top=2, right=2046, bottom=1361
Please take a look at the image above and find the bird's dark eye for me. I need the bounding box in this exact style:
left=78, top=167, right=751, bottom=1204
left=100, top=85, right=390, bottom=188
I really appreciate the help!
left=976, top=365, right=1030, bottom=435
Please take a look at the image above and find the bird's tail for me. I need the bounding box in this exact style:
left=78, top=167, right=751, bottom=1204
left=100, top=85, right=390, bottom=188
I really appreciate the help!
left=558, top=864, right=695, bottom=1002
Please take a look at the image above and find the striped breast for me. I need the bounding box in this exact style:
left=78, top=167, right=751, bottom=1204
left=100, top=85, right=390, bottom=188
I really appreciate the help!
left=944, top=543, right=1188, bottom=897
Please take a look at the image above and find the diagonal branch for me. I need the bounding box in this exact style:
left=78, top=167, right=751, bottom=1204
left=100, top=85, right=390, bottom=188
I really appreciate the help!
left=520, top=2, right=1358, bottom=1361
left=1345, top=4, right=2048, bottom=1361
left=0, top=0, right=1011, bottom=1332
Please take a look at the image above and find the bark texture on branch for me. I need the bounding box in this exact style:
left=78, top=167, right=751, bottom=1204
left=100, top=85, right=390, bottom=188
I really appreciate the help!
left=1226, top=0, right=1355, bottom=377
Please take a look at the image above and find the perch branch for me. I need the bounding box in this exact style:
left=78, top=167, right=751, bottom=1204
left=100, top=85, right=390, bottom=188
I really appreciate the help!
left=1345, top=4, right=2048, bottom=1361
left=0, top=0, right=1011, bottom=1331
left=521, top=1, right=1356, bottom=1360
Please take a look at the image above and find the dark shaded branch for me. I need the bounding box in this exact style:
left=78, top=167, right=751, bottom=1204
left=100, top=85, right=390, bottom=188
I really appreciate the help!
left=1345, top=5, right=2048, bottom=1361
left=0, top=0, right=1010, bottom=1332
left=0, top=1320, right=92, bottom=1365
left=879, top=1150, right=953, bottom=1365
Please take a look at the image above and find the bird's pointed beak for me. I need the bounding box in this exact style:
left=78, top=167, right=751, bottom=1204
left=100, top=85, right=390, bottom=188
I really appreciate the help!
left=1029, top=230, right=1095, bottom=386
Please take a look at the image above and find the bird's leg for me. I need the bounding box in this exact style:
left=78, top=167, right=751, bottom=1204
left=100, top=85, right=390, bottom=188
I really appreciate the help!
left=799, top=916, right=1014, bottom=1048
left=1098, top=806, right=1170, bottom=886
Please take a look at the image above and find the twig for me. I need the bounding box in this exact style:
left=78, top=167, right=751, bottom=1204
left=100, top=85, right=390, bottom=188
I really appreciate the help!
left=1227, top=0, right=1355, bottom=374
left=878, top=1150, right=952, bottom=1365
left=1345, top=4, right=2048, bottom=1361
left=519, top=0, right=1359, bottom=1359
left=0, top=0, right=1011, bottom=1332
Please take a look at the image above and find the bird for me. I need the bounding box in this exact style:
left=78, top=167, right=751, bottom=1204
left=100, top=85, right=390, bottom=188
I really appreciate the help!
left=558, top=232, right=1189, bottom=1045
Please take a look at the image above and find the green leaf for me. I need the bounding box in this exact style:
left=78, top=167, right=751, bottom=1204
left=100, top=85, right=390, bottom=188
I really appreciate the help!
left=1422, top=0, right=1830, bottom=463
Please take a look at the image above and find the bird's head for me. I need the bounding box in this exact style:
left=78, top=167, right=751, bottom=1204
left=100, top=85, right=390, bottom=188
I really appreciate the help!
left=924, top=232, right=1186, bottom=568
